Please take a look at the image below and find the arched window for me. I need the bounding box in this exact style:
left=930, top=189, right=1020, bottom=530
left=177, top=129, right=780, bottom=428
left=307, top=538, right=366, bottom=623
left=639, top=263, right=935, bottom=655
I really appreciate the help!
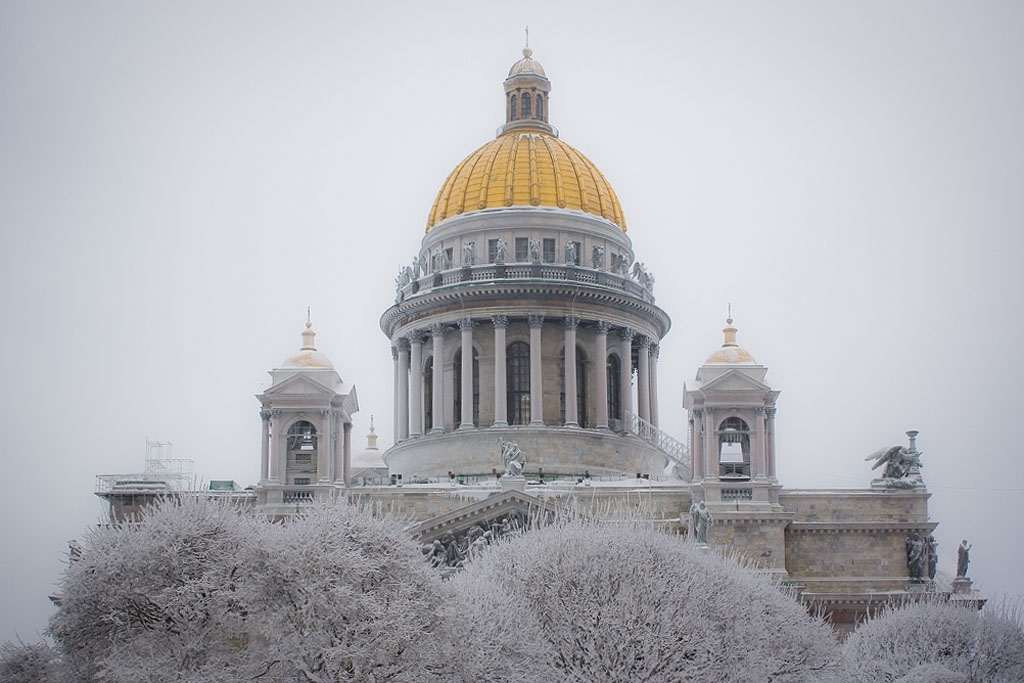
left=560, top=345, right=588, bottom=427
left=718, top=417, right=750, bottom=480
left=424, top=359, right=433, bottom=432
left=507, top=341, right=530, bottom=425
left=607, top=354, right=621, bottom=425
left=286, top=420, right=318, bottom=484
left=510, top=94, right=517, bottom=121
left=521, top=92, right=532, bottom=119
left=535, top=94, right=543, bottom=119
left=453, top=348, right=480, bottom=427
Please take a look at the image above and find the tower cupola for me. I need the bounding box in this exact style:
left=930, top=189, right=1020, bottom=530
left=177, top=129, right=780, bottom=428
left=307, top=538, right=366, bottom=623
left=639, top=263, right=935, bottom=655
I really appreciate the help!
left=500, top=40, right=554, bottom=136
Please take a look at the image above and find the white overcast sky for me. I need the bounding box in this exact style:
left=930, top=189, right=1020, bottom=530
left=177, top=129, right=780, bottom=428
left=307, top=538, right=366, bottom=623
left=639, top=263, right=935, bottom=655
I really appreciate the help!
left=2, top=1, right=1022, bottom=643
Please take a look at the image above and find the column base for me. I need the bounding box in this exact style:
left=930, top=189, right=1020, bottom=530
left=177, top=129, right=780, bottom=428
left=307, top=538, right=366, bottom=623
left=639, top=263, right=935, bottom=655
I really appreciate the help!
left=429, top=427, right=445, bottom=435
left=490, top=421, right=509, bottom=428
left=563, top=422, right=579, bottom=429
left=457, top=423, right=475, bottom=431
left=529, top=420, right=545, bottom=426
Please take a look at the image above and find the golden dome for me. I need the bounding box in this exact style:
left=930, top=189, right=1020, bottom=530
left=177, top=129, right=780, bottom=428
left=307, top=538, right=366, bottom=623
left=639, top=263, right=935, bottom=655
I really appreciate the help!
left=426, top=130, right=627, bottom=232
left=705, top=318, right=757, bottom=364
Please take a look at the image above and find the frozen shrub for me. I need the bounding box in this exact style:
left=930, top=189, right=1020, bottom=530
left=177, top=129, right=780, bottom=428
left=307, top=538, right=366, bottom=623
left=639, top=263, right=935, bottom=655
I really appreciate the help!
left=447, top=517, right=840, bottom=683
left=840, top=599, right=1024, bottom=683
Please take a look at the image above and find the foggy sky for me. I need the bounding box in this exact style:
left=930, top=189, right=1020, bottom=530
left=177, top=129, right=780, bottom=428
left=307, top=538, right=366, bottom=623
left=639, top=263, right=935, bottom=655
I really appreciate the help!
left=2, top=1, right=1022, bottom=643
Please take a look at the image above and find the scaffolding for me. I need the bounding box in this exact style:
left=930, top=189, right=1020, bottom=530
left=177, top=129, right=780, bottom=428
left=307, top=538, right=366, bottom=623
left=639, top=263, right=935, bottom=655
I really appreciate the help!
left=95, top=440, right=195, bottom=494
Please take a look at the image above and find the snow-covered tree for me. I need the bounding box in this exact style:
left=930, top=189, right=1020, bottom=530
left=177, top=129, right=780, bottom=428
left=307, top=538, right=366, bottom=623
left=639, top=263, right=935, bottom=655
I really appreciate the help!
left=839, top=599, right=1024, bottom=683
left=0, top=640, right=60, bottom=683
left=445, top=517, right=840, bottom=683
left=46, top=497, right=447, bottom=682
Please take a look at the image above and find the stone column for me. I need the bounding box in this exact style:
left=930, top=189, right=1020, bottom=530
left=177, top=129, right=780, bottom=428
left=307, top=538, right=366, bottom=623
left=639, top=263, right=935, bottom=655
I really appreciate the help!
left=342, top=421, right=352, bottom=487
left=690, top=410, right=703, bottom=480
left=492, top=315, right=508, bottom=427
left=594, top=321, right=609, bottom=429
left=271, top=409, right=285, bottom=483
left=391, top=346, right=399, bottom=446
left=618, top=328, right=634, bottom=426
left=528, top=314, right=544, bottom=425
left=637, top=336, right=651, bottom=423
left=396, top=338, right=410, bottom=442
left=410, top=333, right=424, bottom=437
left=649, top=343, right=660, bottom=428
left=766, top=407, right=778, bottom=480
left=754, top=407, right=769, bottom=480
left=703, top=408, right=716, bottom=480
left=459, top=318, right=474, bottom=429
left=333, top=411, right=344, bottom=484
left=430, top=323, right=445, bottom=434
left=260, top=410, right=271, bottom=483
left=563, top=316, right=579, bottom=427
left=318, top=409, right=332, bottom=483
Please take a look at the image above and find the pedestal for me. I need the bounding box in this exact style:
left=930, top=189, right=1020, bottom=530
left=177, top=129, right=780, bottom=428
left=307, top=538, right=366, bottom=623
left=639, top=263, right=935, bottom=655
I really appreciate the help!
left=500, top=476, right=526, bottom=493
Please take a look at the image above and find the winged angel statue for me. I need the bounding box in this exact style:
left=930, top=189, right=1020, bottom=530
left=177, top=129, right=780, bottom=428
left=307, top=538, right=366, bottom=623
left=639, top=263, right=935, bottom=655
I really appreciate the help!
left=865, top=444, right=923, bottom=488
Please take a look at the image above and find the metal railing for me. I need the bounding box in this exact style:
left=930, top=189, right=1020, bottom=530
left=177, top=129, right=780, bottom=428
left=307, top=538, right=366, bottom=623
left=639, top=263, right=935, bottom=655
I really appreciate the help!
left=396, top=262, right=654, bottom=304
left=626, top=411, right=690, bottom=480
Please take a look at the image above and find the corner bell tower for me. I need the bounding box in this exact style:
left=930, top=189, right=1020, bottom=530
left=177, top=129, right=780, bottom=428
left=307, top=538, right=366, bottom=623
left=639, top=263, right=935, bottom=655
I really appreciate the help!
left=684, top=317, right=781, bottom=509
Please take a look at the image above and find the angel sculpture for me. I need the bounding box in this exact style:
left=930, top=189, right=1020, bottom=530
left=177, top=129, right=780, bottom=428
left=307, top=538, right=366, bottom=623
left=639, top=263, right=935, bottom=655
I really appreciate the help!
left=865, top=445, right=922, bottom=488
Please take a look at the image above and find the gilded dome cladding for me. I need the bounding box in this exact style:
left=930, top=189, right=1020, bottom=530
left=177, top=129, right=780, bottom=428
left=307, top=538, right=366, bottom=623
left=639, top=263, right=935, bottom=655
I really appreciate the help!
left=426, top=130, right=627, bottom=232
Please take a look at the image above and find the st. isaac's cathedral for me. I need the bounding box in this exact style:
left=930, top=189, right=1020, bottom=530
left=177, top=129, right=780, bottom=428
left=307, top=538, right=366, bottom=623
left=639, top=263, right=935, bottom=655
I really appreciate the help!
left=98, top=47, right=976, bottom=634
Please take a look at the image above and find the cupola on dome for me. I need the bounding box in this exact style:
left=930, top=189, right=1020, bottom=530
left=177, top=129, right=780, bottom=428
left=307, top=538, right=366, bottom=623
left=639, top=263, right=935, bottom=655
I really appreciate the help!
left=705, top=318, right=757, bottom=364
left=425, top=47, right=626, bottom=232
left=281, top=321, right=334, bottom=369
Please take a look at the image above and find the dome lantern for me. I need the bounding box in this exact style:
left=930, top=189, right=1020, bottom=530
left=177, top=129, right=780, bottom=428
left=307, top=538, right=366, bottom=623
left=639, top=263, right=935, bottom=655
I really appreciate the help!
left=500, top=36, right=554, bottom=136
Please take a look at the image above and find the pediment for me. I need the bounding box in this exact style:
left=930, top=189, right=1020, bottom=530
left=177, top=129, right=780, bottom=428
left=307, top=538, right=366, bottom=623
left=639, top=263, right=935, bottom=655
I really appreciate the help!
left=262, top=373, right=338, bottom=398
left=413, top=489, right=561, bottom=545
left=699, top=368, right=771, bottom=394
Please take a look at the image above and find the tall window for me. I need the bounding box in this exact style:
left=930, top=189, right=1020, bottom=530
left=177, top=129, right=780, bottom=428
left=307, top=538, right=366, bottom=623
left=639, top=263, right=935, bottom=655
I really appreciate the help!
left=286, top=420, right=318, bottom=484
left=536, top=95, right=543, bottom=119
left=510, top=94, right=517, bottom=121
left=542, top=238, right=556, bottom=263
left=607, top=354, right=621, bottom=424
left=521, top=92, right=532, bottom=119
left=488, top=239, right=499, bottom=263
left=718, top=417, right=750, bottom=479
left=424, top=360, right=433, bottom=431
left=507, top=342, right=531, bottom=425
left=453, top=348, right=480, bottom=427
left=560, top=346, right=588, bottom=427
left=514, top=237, right=529, bottom=262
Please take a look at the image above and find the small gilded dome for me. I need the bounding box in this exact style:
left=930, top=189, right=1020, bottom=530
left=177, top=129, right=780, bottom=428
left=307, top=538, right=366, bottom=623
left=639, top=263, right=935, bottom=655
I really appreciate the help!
left=508, top=47, right=546, bottom=78
left=426, top=131, right=626, bottom=231
left=705, top=318, right=757, bottom=364
left=282, top=321, right=334, bottom=369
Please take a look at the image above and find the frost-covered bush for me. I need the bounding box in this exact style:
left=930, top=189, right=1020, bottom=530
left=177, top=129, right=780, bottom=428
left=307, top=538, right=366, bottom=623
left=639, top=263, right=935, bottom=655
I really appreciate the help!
left=446, top=517, right=840, bottom=683
left=0, top=640, right=60, bottom=683
left=46, top=497, right=446, bottom=682
left=840, top=599, right=1024, bottom=683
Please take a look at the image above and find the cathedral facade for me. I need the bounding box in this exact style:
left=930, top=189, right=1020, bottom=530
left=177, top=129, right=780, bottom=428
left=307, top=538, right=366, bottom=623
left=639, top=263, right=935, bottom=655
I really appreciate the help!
left=100, top=47, right=965, bottom=635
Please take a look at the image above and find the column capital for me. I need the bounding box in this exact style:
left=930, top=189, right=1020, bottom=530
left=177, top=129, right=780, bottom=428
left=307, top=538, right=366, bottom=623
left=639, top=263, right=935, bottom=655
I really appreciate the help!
left=321, top=409, right=331, bottom=419
left=637, top=334, right=652, bottom=349
left=491, top=314, right=509, bottom=329
left=260, top=410, right=271, bottom=421
left=271, top=408, right=282, bottom=418
left=618, top=327, right=635, bottom=342
left=528, top=314, right=545, bottom=329
left=766, top=407, right=777, bottom=419
left=692, top=407, right=703, bottom=418
left=391, top=345, right=398, bottom=360
left=407, top=330, right=427, bottom=345
left=564, top=315, right=580, bottom=330
left=459, top=317, right=474, bottom=331
left=396, top=336, right=411, bottom=352
left=429, top=322, right=445, bottom=337
left=649, top=342, right=659, bottom=358
left=595, top=320, right=611, bottom=334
